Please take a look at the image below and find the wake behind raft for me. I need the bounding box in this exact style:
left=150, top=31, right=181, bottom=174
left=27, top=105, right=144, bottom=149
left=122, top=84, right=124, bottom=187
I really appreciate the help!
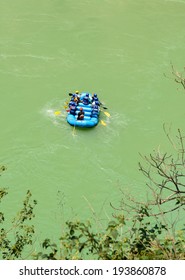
left=66, top=92, right=100, bottom=128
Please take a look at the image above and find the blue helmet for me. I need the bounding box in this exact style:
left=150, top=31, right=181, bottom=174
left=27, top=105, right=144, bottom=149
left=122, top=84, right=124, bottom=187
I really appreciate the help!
left=86, top=93, right=89, bottom=97
left=94, top=93, right=97, bottom=97
left=95, top=101, right=99, bottom=105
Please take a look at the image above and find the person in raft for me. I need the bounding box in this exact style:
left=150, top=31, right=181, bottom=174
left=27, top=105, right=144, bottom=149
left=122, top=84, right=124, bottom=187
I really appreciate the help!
left=72, top=91, right=80, bottom=104
left=91, top=101, right=100, bottom=118
left=82, top=93, right=91, bottom=105
left=77, top=107, right=84, bottom=120
left=91, top=93, right=99, bottom=104
left=69, top=103, right=77, bottom=116
left=69, top=97, right=75, bottom=107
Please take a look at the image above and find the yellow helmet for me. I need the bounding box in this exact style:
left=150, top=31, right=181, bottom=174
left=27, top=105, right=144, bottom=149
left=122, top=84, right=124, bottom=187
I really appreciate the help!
left=75, top=90, right=79, bottom=94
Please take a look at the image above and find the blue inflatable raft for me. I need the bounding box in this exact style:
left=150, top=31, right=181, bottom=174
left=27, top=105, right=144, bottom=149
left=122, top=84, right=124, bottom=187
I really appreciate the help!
left=66, top=93, right=100, bottom=128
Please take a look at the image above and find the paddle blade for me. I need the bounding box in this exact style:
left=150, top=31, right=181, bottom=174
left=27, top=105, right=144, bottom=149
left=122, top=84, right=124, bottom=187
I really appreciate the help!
left=54, top=111, right=61, bottom=116
left=103, top=111, right=110, bottom=118
left=100, top=120, right=106, bottom=126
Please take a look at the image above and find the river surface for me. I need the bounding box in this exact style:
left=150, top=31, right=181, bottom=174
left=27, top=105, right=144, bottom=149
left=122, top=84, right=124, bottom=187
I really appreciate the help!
left=1, top=0, right=185, bottom=252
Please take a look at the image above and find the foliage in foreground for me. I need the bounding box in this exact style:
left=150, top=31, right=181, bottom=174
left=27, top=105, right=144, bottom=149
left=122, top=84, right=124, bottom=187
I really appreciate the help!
left=35, top=210, right=185, bottom=260
left=1, top=125, right=185, bottom=260
left=0, top=166, right=37, bottom=259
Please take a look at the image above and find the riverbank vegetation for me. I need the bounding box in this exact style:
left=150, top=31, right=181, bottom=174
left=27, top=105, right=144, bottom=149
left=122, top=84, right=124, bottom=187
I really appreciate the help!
left=0, top=166, right=37, bottom=259
left=164, top=63, right=185, bottom=91
left=0, top=126, right=185, bottom=260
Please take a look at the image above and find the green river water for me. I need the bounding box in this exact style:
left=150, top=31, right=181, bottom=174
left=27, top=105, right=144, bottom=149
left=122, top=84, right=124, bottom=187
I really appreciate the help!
left=0, top=0, right=185, bottom=252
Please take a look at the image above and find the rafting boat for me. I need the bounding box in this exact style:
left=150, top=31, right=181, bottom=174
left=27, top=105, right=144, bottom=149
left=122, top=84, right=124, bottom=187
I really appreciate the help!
left=66, top=92, right=100, bottom=128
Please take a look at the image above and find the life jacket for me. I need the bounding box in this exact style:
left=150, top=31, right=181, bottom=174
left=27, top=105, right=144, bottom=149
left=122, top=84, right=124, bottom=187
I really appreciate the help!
left=91, top=107, right=99, bottom=118
left=69, top=100, right=75, bottom=107
left=83, top=96, right=90, bottom=105
left=92, top=104, right=99, bottom=110
left=70, top=105, right=76, bottom=115
left=92, top=96, right=99, bottom=103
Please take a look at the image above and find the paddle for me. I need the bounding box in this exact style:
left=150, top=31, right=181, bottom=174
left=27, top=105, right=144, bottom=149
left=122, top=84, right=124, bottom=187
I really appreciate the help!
left=54, top=111, right=62, bottom=116
left=102, top=111, right=110, bottom=117
left=72, top=125, right=76, bottom=136
left=100, top=120, right=106, bottom=126
left=101, top=104, right=108, bottom=110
